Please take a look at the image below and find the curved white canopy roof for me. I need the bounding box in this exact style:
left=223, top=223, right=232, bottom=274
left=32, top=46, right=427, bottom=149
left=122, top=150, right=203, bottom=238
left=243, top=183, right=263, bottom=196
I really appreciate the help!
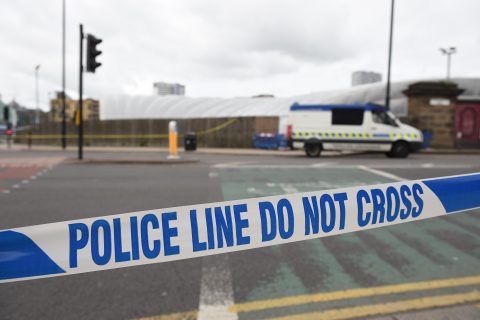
left=100, top=78, right=480, bottom=120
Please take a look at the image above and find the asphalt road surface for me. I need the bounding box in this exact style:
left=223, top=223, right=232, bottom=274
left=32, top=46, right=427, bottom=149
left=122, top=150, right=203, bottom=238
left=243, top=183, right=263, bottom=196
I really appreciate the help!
left=1, top=149, right=480, bottom=320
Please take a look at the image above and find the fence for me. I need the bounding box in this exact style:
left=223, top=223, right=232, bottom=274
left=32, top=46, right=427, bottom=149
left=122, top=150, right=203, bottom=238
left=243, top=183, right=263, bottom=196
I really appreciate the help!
left=14, top=117, right=279, bottom=148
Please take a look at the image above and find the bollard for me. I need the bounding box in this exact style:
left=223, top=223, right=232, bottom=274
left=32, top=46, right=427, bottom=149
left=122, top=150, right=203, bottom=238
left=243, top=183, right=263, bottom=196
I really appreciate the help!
left=28, top=131, right=32, bottom=149
left=168, top=121, right=179, bottom=159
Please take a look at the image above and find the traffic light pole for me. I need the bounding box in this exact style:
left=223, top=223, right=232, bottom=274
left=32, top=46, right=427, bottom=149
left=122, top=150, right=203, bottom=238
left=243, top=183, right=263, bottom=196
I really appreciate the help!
left=77, top=25, right=102, bottom=160
left=78, top=24, right=84, bottom=160
left=3, top=106, right=12, bottom=149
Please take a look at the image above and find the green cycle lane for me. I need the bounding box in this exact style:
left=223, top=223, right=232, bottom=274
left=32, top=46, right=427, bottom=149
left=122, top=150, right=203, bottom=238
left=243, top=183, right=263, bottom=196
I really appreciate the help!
left=216, top=166, right=480, bottom=319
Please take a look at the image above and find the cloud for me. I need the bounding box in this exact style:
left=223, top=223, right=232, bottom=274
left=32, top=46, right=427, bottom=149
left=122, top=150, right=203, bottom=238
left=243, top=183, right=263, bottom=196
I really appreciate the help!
left=0, top=0, right=479, bottom=110
left=188, top=0, right=358, bottom=63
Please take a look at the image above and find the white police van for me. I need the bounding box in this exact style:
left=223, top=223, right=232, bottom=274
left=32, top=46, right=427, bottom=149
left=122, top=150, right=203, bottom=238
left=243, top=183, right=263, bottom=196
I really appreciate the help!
left=287, top=103, right=423, bottom=158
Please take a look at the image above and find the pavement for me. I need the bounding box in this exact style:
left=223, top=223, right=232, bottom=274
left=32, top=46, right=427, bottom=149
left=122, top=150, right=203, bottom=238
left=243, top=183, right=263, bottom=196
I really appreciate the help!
left=0, top=147, right=480, bottom=320
left=9, top=143, right=480, bottom=157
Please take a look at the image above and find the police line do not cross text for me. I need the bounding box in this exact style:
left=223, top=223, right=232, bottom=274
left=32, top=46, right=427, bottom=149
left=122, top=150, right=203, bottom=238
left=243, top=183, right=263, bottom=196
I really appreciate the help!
left=68, top=183, right=425, bottom=268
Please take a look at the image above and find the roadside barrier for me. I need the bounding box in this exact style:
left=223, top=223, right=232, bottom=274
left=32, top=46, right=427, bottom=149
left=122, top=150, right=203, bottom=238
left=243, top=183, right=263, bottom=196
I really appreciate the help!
left=1, top=172, right=479, bottom=283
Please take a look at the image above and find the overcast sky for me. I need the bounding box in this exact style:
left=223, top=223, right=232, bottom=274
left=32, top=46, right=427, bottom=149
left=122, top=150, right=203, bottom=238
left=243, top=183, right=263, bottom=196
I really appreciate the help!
left=0, top=0, right=479, bottom=110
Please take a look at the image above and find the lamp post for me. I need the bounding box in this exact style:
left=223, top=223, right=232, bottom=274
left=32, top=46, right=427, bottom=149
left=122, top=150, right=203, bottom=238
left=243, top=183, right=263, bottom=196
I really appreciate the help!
left=61, top=0, right=67, bottom=149
left=35, top=64, right=41, bottom=125
left=440, top=47, right=456, bottom=80
left=385, top=0, right=395, bottom=110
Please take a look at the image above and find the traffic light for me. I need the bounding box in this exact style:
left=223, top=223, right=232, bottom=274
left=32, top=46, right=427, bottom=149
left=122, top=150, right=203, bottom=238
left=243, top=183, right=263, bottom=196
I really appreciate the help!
left=3, top=106, right=9, bottom=122
left=86, top=34, right=102, bottom=73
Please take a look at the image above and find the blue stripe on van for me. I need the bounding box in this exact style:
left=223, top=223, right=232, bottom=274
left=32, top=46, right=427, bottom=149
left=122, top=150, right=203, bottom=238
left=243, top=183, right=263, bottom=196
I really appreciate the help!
left=290, top=103, right=386, bottom=112
left=373, top=133, right=390, bottom=138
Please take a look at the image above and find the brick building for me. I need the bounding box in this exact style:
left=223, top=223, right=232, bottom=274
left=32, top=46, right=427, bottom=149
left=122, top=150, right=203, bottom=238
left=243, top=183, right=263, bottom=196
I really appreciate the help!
left=402, top=82, right=464, bottom=148
left=50, top=92, right=99, bottom=123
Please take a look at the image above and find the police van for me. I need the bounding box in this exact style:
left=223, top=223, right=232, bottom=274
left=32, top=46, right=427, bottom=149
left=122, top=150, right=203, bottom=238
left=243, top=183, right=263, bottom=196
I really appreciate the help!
left=287, top=103, right=423, bottom=158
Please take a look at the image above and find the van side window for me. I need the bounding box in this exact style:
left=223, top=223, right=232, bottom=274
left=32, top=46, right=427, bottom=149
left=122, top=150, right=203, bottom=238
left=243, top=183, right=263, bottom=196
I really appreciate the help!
left=372, top=110, right=397, bottom=126
left=331, top=109, right=364, bottom=125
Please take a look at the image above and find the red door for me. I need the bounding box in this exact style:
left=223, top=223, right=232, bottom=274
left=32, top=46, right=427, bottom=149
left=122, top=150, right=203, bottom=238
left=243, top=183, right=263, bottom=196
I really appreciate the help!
left=455, top=102, right=480, bottom=148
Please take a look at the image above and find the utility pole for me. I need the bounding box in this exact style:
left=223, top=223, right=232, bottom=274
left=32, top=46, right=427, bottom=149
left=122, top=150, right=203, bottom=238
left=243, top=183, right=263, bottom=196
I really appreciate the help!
left=78, top=25, right=102, bottom=160
left=78, top=24, right=84, bottom=160
left=385, top=0, right=395, bottom=110
left=35, top=65, right=41, bottom=125
left=61, top=0, right=67, bottom=149
left=440, top=47, right=456, bottom=80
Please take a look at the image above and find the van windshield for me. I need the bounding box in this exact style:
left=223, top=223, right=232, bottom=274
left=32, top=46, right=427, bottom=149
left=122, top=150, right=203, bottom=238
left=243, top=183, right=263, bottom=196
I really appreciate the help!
left=388, top=111, right=401, bottom=124
left=372, top=110, right=397, bottom=126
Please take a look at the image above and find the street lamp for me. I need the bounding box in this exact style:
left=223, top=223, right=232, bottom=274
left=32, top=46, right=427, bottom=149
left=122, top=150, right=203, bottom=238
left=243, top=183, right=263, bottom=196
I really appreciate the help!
left=385, top=0, right=395, bottom=110
left=35, top=64, right=41, bottom=125
left=61, top=0, right=67, bottom=149
left=439, top=47, right=456, bottom=80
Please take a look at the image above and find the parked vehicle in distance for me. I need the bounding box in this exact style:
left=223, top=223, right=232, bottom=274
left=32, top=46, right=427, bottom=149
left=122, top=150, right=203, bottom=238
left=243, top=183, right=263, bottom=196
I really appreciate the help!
left=286, top=103, right=423, bottom=158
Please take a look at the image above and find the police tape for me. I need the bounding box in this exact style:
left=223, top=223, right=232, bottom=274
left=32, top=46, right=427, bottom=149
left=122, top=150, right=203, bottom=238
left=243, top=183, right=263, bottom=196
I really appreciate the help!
left=1, top=173, right=479, bottom=283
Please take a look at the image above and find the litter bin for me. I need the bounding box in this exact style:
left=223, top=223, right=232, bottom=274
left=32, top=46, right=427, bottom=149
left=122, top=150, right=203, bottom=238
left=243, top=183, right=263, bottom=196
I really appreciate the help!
left=184, top=132, right=197, bottom=151
left=422, top=131, right=432, bottom=149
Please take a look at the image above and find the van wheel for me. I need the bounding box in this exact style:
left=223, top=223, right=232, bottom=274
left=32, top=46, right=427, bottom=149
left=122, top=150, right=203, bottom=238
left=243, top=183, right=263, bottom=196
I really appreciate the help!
left=305, top=143, right=321, bottom=157
left=387, top=141, right=410, bottom=158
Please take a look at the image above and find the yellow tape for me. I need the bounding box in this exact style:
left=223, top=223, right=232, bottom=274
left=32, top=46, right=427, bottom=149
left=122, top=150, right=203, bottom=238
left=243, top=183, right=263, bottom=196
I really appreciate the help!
left=196, top=118, right=238, bottom=136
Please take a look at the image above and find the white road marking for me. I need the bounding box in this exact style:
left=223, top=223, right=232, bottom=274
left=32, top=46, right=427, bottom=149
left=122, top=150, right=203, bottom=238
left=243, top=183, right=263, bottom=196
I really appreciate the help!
left=12, top=184, right=20, bottom=189
left=212, top=163, right=472, bottom=170
left=209, top=172, right=219, bottom=178
left=357, top=165, right=405, bottom=182
left=22, top=180, right=29, bottom=184
left=222, top=164, right=312, bottom=169
left=371, top=164, right=472, bottom=169
left=279, top=184, right=299, bottom=194
left=212, top=162, right=252, bottom=168
left=266, top=182, right=276, bottom=187
left=247, top=187, right=257, bottom=193
left=198, top=255, right=237, bottom=320
left=311, top=162, right=333, bottom=167
left=421, top=163, right=434, bottom=168
left=1, top=190, right=10, bottom=194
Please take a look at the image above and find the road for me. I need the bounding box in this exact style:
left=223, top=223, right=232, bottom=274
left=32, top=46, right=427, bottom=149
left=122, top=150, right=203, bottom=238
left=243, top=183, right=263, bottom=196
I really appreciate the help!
left=1, top=149, right=480, bottom=320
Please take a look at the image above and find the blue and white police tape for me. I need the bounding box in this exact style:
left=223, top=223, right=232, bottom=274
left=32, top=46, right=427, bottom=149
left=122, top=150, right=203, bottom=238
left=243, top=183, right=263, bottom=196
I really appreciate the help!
left=1, top=172, right=480, bottom=283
